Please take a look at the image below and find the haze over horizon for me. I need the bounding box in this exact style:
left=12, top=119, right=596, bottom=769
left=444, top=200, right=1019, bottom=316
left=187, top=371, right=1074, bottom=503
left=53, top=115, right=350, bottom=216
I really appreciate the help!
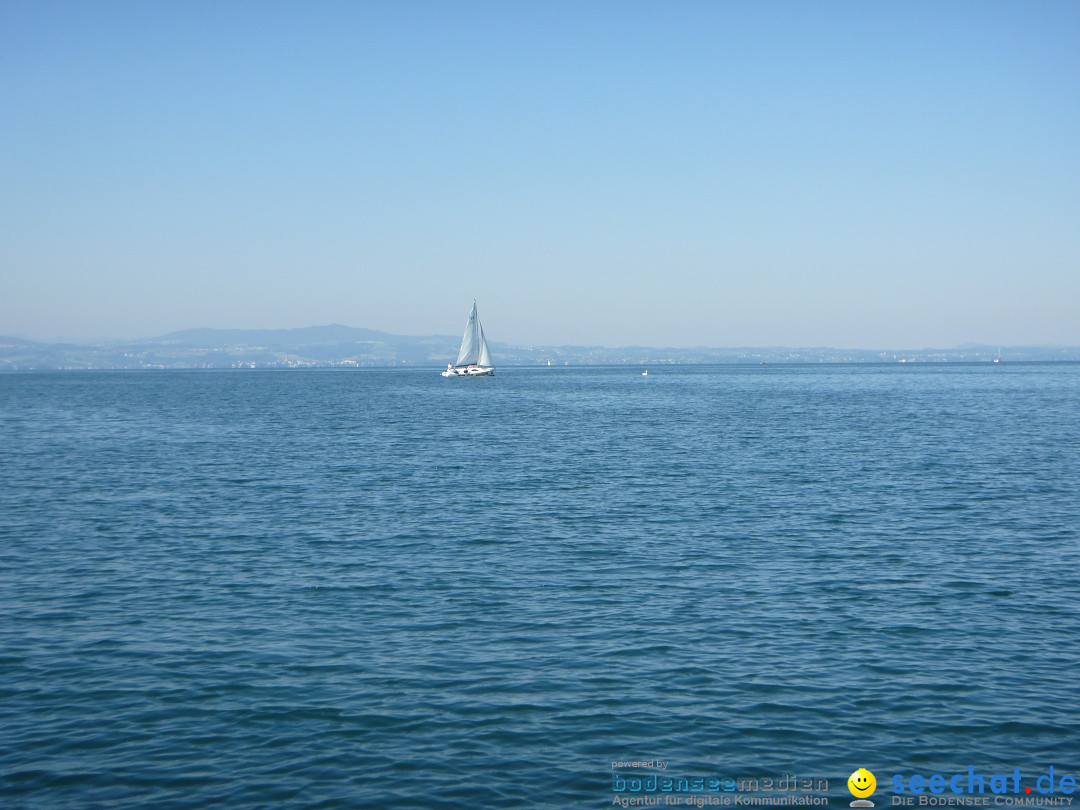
left=3, top=2, right=1078, bottom=349
left=3, top=323, right=1077, bottom=355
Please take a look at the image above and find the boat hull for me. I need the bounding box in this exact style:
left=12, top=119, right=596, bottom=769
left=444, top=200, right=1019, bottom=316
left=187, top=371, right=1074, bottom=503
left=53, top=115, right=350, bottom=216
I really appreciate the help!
left=441, top=366, right=495, bottom=377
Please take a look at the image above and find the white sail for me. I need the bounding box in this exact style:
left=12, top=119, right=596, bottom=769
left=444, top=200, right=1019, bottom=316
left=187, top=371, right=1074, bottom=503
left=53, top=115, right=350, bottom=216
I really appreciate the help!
left=454, top=303, right=481, bottom=366
left=476, top=321, right=492, bottom=368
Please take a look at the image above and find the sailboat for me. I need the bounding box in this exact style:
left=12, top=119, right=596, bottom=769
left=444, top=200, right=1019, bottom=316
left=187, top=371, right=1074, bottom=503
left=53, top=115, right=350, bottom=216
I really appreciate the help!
left=441, top=301, right=495, bottom=377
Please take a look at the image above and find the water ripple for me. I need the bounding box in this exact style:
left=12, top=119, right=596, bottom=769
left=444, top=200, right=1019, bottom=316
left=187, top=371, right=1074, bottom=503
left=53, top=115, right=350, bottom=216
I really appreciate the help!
left=1, top=366, right=1078, bottom=808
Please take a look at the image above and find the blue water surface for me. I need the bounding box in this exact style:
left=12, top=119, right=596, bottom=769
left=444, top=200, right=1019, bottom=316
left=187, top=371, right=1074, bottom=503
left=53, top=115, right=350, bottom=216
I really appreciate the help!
left=1, top=365, right=1078, bottom=808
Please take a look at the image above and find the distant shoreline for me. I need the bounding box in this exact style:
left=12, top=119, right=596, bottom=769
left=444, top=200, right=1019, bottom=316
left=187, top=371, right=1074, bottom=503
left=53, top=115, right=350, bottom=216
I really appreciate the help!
left=3, top=327, right=1079, bottom=370
left=4, top=361, right=1080, bottom=374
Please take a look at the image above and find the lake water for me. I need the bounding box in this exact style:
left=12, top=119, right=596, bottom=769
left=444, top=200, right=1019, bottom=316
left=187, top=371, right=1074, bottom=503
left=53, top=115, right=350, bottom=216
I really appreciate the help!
left=2, top=364, right=1078, bottom=809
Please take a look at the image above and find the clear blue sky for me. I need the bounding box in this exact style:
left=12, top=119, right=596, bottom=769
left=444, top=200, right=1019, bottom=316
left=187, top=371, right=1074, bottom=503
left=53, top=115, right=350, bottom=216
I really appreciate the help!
left=2, top=1, right=1078, bottom=348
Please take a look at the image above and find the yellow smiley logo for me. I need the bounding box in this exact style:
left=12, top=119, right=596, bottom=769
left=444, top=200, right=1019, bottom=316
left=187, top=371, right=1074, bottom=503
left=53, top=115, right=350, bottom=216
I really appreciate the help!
left=848, top=768, right=876, bottom=798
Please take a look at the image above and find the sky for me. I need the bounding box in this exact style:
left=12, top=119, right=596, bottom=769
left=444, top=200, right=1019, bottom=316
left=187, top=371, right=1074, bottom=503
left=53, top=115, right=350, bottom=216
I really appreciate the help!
left=2, top=1, right=1078, bottom=349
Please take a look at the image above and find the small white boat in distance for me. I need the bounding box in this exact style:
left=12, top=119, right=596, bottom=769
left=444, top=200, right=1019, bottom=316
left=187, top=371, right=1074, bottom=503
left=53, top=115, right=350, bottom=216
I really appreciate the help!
left=642, top=370, right=648, bottom=376
left=442, top=301, right=495, bottom=377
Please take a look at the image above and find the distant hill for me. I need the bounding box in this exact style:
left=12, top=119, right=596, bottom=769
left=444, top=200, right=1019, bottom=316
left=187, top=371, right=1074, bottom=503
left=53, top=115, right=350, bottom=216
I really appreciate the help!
left=0, top=326, right=456, bottom=369
left=159, top=325, right=410, bottom=347
left=2, top=330, right=1079, bottom=370
left=153, top=324, right=453, bottom=364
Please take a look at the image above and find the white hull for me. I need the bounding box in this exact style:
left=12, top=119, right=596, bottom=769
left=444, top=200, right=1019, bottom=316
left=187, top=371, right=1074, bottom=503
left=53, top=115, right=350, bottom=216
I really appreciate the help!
left=441, top=366, right=495, bottom=377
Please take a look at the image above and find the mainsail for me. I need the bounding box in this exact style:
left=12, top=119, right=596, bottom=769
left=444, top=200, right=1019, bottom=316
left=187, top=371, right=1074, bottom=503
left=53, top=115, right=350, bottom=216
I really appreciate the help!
left=455, top=303, right=482, bottom=366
